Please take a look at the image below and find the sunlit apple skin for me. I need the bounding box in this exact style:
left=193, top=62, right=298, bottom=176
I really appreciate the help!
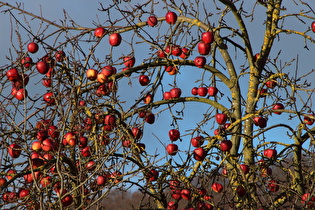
left=240, top=164, right=249, bottom=174
left=266, top=80, right=277, bottom=88
left=101, top=66, right=116, bottom=77
left=139, top=75, right=150, bottom=86
left=109, top=33, right=122, bottom=46
left=146, top=169, right=159, bottom=181
left=201, top=31, right=214, bottom=44
left=194, top=56, right=206, bottom=68
left=166, top=143, right=178, bottom=156
left=198, top=87, right=207, bottom=97
left=27, top=42, right=39, bottom=53
left=272, top=103, right=284, bottom=115
left=19, top=189, right=30, bottom=198
left=94, top=27, right=106, bottom=37
left=180, top=47, right=190, bottom=59
left=208, top=86, right=218, bottom=96
left=165, top=11, right=177, bottom=24
left=181, top=189, right=191, bottom=200
left=22, top=56, right=33, bottom=68
left=123, top=56, right=135, bottom=67
left=6, top=68, right=20, bottom=81
left=191, top=87, right=198, bottom=95
left=220, top=140, right=232, bottom=151
left=193, top=147, right=206, bottom=161
left=215, top=113, right=228, bottom=125
left=43, top=92, right=55, bottom=105
left=86, top=69, right=98, bottom=81
left=169, top=129, right=180, bottom=141
left=42, top=78, right=52, bottom=87
left=15, top=88, right=28, bottom=100
left=147, top=16, right=158, bottom=27
left=170, top=88, right=181, bottom=99
left=31, top=141, right=42, bottom=151
left=263, top=148, right=277, bottom=159
left=41, top=139, right=54, bottom=152
left=212, top=182, right=223, bottom=193
left=171, top=45, right=182, bottom=56
left=8, top=144, right=22, bottom=158
left=36, top=61, right=49, bottom=74
left=164, top=92, right=172, bottom=100
left=191, top=136, right=204, bottom=147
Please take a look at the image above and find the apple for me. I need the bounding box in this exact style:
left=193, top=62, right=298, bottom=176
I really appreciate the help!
left=201, top=31, right=214, bottom=44
left=170, top=88, right=181, bottom=99
left=165, top=11, right=177, bottom=24
left=272, top=103, right=284, bottom=115
left=21, top=56, right=33, bottom=68
left=259, top=88, right=268, bottom=97
left=263, top=148, right=277, bottom=159
left=145, top=113, right=155, bottom=124
left=54, top=50, right=65, bottom=62
left=123, top=56, right=135, bottom=67
left=6, top=68, right=20, bottom=81
left=97, top=175, right=107, bottom=186
left=253, top=116, right=267, bottom=128
left=171, top=45, right=182, bottom=56
left=171, top=190, right=182, bottom=200
left=215, top=113, right=228, bottom=125
left=167, top=201, right=178, bottom=210
left=86, top=69, right=98, bottom=81
left=109, top=33, right=122, bottom=46
left=191, top=136, right=204, bottom=147
left=169, top=129, right=180, bottom=141
left=312, top=21, right=315, bottom=33
left=64, top=132, right=76, bottom=147
left=40, top=176, right=52, bottom=187
left=62, top=195, right=73, bottom=207
left=194, top=56, right=206, bottom=68
left=138, top=110, right=146, bottom=118
left=0, top=177, right=7, bottom=187
left=94, top=27, right=106, bottom=37
left=191, top=87, right=198, bottom=95
left=147, top=16, right=158, bottom=27
left=15, top=88, right=28, bottom=100
left=24, top=171, right=40, bottom=183
left=265, top=80, right=277, bottom=88
left=169, top=180, right=180, bottom=190
left=132, top=127, right=142, bottom=140
left=110, top=171, right=123, bottom=183
left=146, top=169, right=159, bottom=182
left=208, top=86, right=218, bottom=96
left=6, top=169, right=16, bottom=180
left=164, top=66, right=178, bottom=74
left=193, top=147, right=206, bottom=161
left=31, top=141, right=42, bottom=151
left=212, top=182, right=223, bottom=193
left=164, top=91, right=172, bottom=100
left=104, top=114, right=116, bottom=127
left=41, top=139, right=54, bottom=151
left=8, top=144, right=22, bottom=158
left=139, top=75, right=150, bottom=86
left=47, top=125, right=59, bottom=138
left=236, top=186, right=246, bottom=197
left=181, top=189, right=191, bottom=200
left=198, top=87, right=207, bottom=97
left=36, top=61, right=49, bottom=74
left=27, top=42, right=39, bottom=53
left=180, top=47, right=190, bottom=59
left=220, top=140, right=232, bottom=151
left=101, top=65, right=116, bottom=77
left=198, top=42, right=211, bottom=55
left=42, top=78, right=52, bottom=87
left=267, top=180, right=279, bottom=192
left=81, top=146, right=91, bottom=157
left=166, top=143, right=178, bottom=156
left=156, top=50, right=166, bottom=58
left=19, top=189, right=30, bottom=198
left=304, top=114, right=315, bottom=125
left=240, top=164, right=249, bottom=174
left=97, top=72, right=108, bottom=83
left=43, top=92, right=55, bottom=105
left=302, top=193, right=315, bottom=206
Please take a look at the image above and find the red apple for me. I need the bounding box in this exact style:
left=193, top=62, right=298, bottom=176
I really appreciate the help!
left=193, top=147, right=206, bottom=161
left=220, top=140, right=232, bottom=151
left=181, top=189, right=191, bottom=200
left=212, top=182, right=223, bottom=193
left=201, top=31, right=214, bottom=44
left=198, top=42, right=211, bottom=55
left=272, top=103, right=284, bottom=115
left=302, top=193, right=315, bottom=206
left=304, top=114, right=315, bottom=125
left=266, top=80, right=277, bottom=88
left=263, top=148, right=277, bottom=159
left=167, top=201, right=178, bottom=210
left=109, top=33, right=122, bottom=46
left=94, top=27, right=106, bottom=37
left=31, top=141, right=42, bottom=151
left=62, top=195, right=73, bottom=207
left=47, top=125, right=59, bottom=138
left=169, top=129, right=180, bottom=141
left=42, top=78, right=52, bottom=87
left=253, top=116, right=267, bottom=128
left=146, top=169, right=159, bottom=182
left=43, top=92, right=55, bottom=105
left=191, top=136, right=204, bottom=147
left=194, top=56, right=206, bottom=68
left=312, top=21, right=315, bottom=33
left=171, top=45, right=182, bottom=56
left=97, top=72, right=108, bottom=83
left=8, top=144, right=22, bottom=158
left=41, top=139, right=54, bottom=151
left=6, top=169, right=16, bottom=180
left=123, top=56, right=135, bottom=67
left=180, top=47, right=190, bottom=59
left=164, top=91, right=172, bottom=100
left=240, top=164, right=249, bottom=174
left=170, top=88, right=181, bottom=98
left=15, top=88, right=28, bottom=100
left=40, top=176, right=52, bottom=187
left=147, top=16, right=158, bottom=27
left=215, top=113, right=228, bottom=125
left=166, top=143, right=178, bottom=156
left=171, top=190, right=182, bottom=200
left=6, top=68, right=20, bottom=81
left=96, top=175, right=107, bottom=186
left=191, top=87, right=198, bottom=95
left=63, top=132, right=76, bottom=147
left=169, top=180, right=180, bottom=190
left=208, top=86, right=218, bottom=96
left=165, top=11, right=177, bottom=24
left=236, top=186, right=246, bottom=197
left=19, top=189, right=30, bottom=198
left=198, top=87, right=207, bottom=97
left=21, top=57, right=33, bottom=68
left=86, top=69, right=98, bottom=81
left=81, top=146, right=91, bottom=157
left=101, top=65, right=116, bottom=77
left=54, top=50, right=65, bottom=62
left=143, top=93, right=153, bottom=104
left=132, top=127, right=142, bottom=140
left=267, top=180, right=279, bottom=192
left=36, top=61, right=49, bottom=74
left=0, top=178, right=7, bottom=187
left=139, top=75, right=150, bottom=86
left=27, top=42, right=39, bottom=53
left=156, top=50, right=166, bottom=58
left=145, top=113, right=155, bottom=124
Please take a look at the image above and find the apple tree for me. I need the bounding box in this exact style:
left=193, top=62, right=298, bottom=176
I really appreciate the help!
left=1, top=0, right=315, bottom=209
